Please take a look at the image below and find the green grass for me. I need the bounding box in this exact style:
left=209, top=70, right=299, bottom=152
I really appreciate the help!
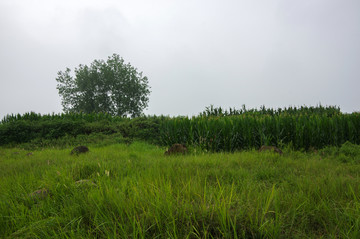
left=1, top=142, right=360, bottom=238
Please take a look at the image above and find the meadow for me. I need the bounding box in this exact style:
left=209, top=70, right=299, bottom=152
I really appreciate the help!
left=1, top=142, right=360, bottom=238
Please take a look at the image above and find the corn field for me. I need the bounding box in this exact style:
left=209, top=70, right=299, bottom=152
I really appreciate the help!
left=199, top=104, right=341, bottom=117
left=160, top=112, right=360, bottom=151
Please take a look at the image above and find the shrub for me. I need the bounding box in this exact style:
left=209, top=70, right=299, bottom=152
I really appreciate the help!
left=339, top=141, right=360, bottom=163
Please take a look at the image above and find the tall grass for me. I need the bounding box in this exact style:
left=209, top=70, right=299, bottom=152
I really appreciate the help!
left=1, top=142, right=360, bottom=238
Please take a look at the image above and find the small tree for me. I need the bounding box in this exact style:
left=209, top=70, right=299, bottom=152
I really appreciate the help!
left=56, top=54, right=150, bottom=117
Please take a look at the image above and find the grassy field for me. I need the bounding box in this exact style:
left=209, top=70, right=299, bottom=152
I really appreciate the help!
left=1, top=142, right=360, bottom=238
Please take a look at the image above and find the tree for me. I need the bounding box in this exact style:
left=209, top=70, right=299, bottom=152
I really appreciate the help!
left=56, top=54, right=150, bottom=117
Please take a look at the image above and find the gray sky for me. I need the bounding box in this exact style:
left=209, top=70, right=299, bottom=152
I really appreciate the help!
left=0, top=0, right=359, bottom=119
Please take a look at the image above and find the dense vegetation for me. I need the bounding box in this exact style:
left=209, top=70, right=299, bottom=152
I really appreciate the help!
left=1, top=142, right=360, bottom=238
left=1, top=106, right=360, bottom=238
left=162, top=112, right=360, bottom=151
left=199, top=104, right=342, bottom=117
left=0, top=112, right=161, bottom=148
left=1, top=105, right=359, bottom=151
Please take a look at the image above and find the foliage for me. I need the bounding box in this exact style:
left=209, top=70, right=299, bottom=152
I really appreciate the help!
left=19, top=133, right=128, bottom=150
left=320, top=141, right=360, bottom=163
left=0, top=112, right=160, bottom=147
left=160, top=112, right=360, bottom=151
left=339, top=141, right=360, bottom=158
left=200, top=104, right=341, bottom=117
left=0, top=118, right=86, bottom=145
left=1, top=111, right=124, bottom=124
left=1, top=106, right=359, bottom=151
left=56, top=54, right=150, bottom=117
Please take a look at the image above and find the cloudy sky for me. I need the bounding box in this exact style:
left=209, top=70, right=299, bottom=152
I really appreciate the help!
left=0, top=0, right=359, bottom=118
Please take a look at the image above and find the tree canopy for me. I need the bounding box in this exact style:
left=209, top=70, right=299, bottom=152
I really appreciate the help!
left=56, top=54, right=150, bottom=117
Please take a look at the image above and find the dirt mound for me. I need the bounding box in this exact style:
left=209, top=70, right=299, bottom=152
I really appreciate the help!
left=71, top=146, right=89, bottom=155
left=258, top=145, right=283, bottom=155
left=165, top=144, right=188, bottom=156
left=29, top=188, right=50, bottom=201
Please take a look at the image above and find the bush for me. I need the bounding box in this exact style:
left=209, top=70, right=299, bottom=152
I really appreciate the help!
left=339, top=141, right=360, bottom=163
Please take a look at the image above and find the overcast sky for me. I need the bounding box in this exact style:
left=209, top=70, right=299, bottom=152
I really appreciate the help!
left=0, top=0, right=359, bottom=119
